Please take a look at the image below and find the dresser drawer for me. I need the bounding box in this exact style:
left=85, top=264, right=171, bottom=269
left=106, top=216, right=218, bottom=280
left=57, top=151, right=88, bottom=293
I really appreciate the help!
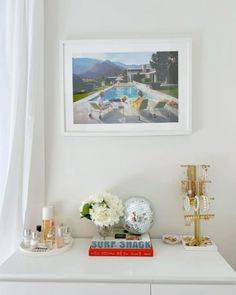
left=151, top=284, right=236, bottom=295
left=0, top=282, right=149, bottom=295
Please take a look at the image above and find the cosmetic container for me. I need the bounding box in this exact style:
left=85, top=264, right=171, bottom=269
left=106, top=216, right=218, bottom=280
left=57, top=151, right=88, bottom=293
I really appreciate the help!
left=42, top=206, right=54, bottom=241
left=56, top=227, right=64, bottom=248
left=36, top=225, right=42, bottom=242
left=23, top=229, right=31, bottom=248
left=63, top=226, right=71, bottom=244
left=46, top=229, right=53, bottom=249
left=30, top=231, right=38, bottom=249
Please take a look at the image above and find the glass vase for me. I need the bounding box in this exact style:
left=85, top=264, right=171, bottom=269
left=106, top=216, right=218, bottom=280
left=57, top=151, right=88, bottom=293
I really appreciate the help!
left=97, top=225, right=113, bottom=239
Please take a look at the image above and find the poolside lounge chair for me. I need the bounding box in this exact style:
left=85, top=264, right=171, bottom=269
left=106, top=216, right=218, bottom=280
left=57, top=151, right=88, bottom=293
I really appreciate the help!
left=150, top=100, right=167, bottom=118
left=88, top=101, right=112, bottom=120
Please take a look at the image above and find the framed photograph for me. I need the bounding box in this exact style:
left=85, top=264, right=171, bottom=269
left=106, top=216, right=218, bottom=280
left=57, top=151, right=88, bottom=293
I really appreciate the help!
left=61, top=38, right=191, bottom=136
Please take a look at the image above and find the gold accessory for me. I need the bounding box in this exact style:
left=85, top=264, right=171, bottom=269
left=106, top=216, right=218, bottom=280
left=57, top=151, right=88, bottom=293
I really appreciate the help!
left=201, top=195, right=210, bottom=212
left=194, top=195, right=200, bottom=212
left=183, top=196, right=191, bottom=212
left=181, top=165, right=214, bottom=246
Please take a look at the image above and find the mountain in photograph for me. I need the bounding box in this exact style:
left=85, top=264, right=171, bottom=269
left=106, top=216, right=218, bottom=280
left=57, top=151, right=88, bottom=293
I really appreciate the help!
left=113, top=61, right=126, bottom=68
left=113, top=62, right=141, bottom=69
left=80, top=60, right=123, bottom=78
left=73, top=57, right=142, bottom=78
left=72, top=58, right=102, bottom=75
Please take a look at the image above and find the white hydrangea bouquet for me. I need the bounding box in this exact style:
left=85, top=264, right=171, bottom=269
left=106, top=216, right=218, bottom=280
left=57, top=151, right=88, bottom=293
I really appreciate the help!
left=80, top=192, right=124, bottom=229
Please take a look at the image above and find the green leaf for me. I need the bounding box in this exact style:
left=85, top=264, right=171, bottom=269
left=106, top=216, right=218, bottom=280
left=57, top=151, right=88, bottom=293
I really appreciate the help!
left=80, top=214, right=91, bottom=220
left=81, top=203, right=90, bottom=216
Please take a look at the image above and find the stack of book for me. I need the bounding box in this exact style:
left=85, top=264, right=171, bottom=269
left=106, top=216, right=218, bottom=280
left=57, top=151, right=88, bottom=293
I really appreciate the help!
left=88, top=228, right=153, bottom=256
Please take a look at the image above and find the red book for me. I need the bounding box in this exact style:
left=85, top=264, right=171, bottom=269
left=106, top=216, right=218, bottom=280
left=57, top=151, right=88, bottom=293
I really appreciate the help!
left=88, top=245, right=153, bottom=256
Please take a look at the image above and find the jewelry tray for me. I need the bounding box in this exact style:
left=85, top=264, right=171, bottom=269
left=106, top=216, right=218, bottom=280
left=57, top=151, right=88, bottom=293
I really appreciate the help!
left=182, top=236, right=217, bottom=251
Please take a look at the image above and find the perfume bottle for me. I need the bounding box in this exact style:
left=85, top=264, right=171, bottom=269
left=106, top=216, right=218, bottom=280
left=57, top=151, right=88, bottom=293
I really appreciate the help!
left=30, top=231, right=38, bottom=249
left=42, top=206, right=54, bottom=241
left=36, top=225, right=42, bottom=242
left=63, top=226, right=71, bottom=244
left=23, top=229, right=31, bottom=248
left=46, top=229, right=53, bottom=250
left=56, top=227, right=64, bottom=248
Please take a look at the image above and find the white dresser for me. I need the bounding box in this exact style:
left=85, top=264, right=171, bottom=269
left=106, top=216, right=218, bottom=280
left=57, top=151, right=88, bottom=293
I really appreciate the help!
left=0, top=239, right=235, bottom=295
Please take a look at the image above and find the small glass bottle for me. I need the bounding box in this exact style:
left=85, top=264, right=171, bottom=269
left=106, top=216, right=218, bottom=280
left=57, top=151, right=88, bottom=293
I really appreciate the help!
left=63, top=226, right=71, bottom=244
left=46, top=229, right=53, bottom=249
left=23, top=229, right=31, bottom=248
left=30, top=231, right=38, bottom=249
left=36, top=225, right=42, bottom=242
left=56, top=227, right=64, bottom=248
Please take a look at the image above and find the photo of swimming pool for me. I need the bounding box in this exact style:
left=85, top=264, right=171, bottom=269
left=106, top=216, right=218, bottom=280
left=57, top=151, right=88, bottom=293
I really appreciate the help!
left=70, top=47, right=180, bottom=126
left=91, top=86, right=153, bottom=101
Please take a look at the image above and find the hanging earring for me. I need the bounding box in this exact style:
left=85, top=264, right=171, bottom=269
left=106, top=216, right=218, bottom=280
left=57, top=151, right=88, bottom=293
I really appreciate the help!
left=202, top=195, right=210, bottom=212
left=183, top=196, right=190, bottom=212
left=185, top=216, right=191, bottom=226
left=202, top=165, right=208, bottom=181
left=194, top=195, right=200, bottom=212
left=202, top=182, right=206, bottom=195
left=187, top=189, right=192, bottom=198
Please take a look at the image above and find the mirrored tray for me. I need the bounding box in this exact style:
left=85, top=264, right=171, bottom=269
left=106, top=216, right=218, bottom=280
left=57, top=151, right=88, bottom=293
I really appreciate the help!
left=19, top=238, right=73, bottom=256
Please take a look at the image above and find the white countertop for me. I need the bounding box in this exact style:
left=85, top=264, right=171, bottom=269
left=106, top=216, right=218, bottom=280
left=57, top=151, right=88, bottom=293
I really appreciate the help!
left=0, top=239, right=235, bottom=284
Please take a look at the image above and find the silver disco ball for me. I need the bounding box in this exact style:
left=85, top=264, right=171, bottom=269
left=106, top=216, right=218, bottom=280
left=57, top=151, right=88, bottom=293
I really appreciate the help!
left=122, top=196, right=154, bottom=234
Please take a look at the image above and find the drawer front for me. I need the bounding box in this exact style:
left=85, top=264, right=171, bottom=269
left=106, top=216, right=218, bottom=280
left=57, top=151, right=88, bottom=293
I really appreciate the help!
left=0, top=282, right=149, bottom=295
left=152, top=284, right=236, bottom=295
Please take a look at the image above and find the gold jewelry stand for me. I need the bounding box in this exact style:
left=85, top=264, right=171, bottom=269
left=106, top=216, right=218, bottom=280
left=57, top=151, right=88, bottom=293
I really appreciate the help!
left=181, top=165, right=216, bottom=250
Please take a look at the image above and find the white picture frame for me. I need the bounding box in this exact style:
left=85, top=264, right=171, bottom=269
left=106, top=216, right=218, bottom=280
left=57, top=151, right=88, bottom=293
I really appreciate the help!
left=61, top=38, right=192, bottom=136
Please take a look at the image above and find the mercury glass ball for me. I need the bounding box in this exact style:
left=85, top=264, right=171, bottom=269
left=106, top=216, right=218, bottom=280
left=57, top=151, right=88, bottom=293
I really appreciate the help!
left=122, top=196, right=154, bottom=234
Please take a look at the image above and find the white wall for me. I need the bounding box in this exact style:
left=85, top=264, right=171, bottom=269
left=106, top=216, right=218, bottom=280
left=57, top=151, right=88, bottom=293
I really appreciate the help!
left=45, top=0, right=236, bottom=269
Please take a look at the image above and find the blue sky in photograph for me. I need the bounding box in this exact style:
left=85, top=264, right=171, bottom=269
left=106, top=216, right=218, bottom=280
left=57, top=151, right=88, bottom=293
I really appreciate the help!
left=74, top=52, right=154, bottom=65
